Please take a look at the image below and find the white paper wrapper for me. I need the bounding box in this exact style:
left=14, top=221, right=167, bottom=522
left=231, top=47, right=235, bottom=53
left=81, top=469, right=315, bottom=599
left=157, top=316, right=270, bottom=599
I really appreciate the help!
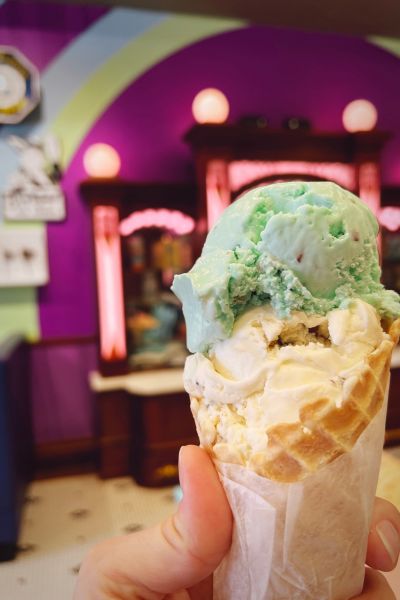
left=213, top=389, right=389, bottom=600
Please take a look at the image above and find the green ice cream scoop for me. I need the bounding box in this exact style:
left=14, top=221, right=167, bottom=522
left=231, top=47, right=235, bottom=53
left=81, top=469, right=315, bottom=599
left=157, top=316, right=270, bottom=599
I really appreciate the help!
left=172, top=181, right=400, bottom=353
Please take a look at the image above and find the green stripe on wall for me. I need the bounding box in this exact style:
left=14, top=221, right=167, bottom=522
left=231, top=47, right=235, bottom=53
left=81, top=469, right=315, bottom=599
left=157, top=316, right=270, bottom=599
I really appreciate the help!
left=0, top=287, right=39, bottom=343
left=370, top=36, right=400, bottom=58
left=50, top=14, right=244, bottom=167
left=0, top=223, right=44, bottom=343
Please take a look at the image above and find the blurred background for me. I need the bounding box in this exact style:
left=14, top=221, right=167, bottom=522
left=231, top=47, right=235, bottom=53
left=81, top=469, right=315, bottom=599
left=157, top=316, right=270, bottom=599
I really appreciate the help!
left=0, top=0, right=400, bottom=596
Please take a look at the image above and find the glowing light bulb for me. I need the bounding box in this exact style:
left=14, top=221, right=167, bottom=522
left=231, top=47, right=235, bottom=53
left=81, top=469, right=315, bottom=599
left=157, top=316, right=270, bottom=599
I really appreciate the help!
left=192, top=88, right=230, bottom=124
left=342, top=99, right=378, bottom=133
left=83, top=143, right=121, bottom=178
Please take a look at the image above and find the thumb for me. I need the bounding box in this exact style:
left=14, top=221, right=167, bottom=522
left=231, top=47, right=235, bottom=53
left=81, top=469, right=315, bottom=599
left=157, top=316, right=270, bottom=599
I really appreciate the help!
left=74, top=446, right=232, bottom=599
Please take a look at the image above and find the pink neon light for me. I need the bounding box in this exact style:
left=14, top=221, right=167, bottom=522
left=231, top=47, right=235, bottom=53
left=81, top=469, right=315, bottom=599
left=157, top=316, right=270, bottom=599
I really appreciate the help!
left=94, top=206, right=126, bottom=361
left=378, top=206, right=400, bottom=232
left=206, top=159, right=230, bottom=229
left=358, top=162, right=381, bottom=216
left=119, top=208, right=195, bottom=237
left=228, top=161, right=356, bottom=193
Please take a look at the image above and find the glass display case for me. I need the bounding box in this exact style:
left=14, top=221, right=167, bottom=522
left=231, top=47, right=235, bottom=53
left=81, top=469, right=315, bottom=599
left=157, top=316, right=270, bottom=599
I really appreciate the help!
left=122, top=229, right=192, bottom=369
left=80, top=179, right=198, bottom=376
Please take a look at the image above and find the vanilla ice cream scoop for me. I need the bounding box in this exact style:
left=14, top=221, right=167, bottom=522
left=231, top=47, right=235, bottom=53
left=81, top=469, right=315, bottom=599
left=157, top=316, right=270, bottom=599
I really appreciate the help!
left=184, top=299, right=388, bottom=462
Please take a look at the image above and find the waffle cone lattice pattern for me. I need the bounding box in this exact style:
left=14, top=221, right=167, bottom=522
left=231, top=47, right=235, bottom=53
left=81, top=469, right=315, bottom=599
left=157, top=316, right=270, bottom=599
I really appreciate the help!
left=191, top=319, right=400, bottom=483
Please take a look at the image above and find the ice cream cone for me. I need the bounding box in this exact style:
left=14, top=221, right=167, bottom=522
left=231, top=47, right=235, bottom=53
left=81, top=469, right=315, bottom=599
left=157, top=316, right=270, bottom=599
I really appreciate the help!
left=189, top=311, right=400, bottom=478
left=172, top=182, right=400, bottom=600
left=245, top=318, right=400, bottom=483
left=186, top=315, right=400, bottom=599
left=212, top=392, right=389, bottom=600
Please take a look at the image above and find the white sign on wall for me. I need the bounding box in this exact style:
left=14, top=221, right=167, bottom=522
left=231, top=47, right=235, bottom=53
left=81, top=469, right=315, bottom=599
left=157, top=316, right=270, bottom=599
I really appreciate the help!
left=0, top=226, right=49, bottom=287
left=3, top=134, right=66, bottom=222
left=4, top=185, right=65, bottom=221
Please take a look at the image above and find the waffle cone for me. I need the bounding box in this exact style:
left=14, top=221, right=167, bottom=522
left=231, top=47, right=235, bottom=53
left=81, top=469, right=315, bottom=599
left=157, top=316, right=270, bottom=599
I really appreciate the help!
left=190, top=319, right=400, bottom=484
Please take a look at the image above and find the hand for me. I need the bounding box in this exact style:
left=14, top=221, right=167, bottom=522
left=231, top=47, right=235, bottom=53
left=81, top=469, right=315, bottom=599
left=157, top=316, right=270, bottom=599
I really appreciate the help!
left=352, top=496, right=400, bottom=599
left=74, top=446, right=400, bottom=600
left=74, top=445, right=232, bottom=599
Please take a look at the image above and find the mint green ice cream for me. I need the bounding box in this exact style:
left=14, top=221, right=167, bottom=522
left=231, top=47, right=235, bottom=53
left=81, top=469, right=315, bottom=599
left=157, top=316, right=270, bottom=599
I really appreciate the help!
left=172, top=181, right=400, bottom=353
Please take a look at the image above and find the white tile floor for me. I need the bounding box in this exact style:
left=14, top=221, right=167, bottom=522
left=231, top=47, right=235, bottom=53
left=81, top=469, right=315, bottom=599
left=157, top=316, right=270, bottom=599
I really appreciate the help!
left=0, top=476, right=177, bottom=599
left=0, top=450, right=399, bottom=600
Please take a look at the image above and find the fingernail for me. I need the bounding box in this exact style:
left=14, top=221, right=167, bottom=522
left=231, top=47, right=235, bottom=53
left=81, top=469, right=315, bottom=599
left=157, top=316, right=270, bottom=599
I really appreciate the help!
left=178, top=446, right=187, bottom=488
left=178, top=445, right=187, bottom=465
left=376, top=520, right=400, bottom=564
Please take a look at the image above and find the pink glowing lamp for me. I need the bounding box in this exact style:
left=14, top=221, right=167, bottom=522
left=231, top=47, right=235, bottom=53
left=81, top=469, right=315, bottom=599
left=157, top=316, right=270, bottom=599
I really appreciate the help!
left=83, top=143, right=121, bottom=178
left=192, top=88, right=230, bottom=124
left=342, top=99, right=378, bottom=133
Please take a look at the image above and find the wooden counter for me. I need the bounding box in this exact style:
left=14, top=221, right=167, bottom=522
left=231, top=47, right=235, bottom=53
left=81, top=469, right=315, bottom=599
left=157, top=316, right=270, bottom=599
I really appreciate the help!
left=90, top=369, right=197, bottom=486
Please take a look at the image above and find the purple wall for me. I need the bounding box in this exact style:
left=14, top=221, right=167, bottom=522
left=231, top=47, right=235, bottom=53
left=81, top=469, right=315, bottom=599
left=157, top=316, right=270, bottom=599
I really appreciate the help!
left=76, top=27, right=400, bottom=183
left=45, top=26, right=400, bottom=344
left=31, top=342, right=97, bottom=443
left=4, top=12, right=400, bottom=443
left=0, top=2, right=107, bottom=444
left=38, top=183, right=97, bottom=339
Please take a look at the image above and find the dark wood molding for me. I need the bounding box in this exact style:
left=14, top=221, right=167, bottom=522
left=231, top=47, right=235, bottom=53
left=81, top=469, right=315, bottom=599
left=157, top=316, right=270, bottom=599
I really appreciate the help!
left=80, top=180, right=198, bottom=219
left=185, top=124, right=391, bottom=163
left=381, top=186, right=400, bottom=207
left=30, top=335, right=98, bottom=347
left=385, top=428, right=400, bottom=446
left=34, top=437, right=98, bottom=479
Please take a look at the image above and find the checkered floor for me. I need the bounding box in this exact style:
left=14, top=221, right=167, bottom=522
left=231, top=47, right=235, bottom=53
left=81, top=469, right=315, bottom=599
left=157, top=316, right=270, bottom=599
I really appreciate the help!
left=0, top=449, right=399, bottom=599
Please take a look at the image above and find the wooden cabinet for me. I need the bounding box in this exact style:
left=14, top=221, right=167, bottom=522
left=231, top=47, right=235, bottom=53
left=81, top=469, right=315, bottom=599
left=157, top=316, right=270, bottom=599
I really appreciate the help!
left=96, top=389, right=133, bottom=478
left=131, top=391, right=198, bottom=486
left=93, top=370, right=198, bottom=486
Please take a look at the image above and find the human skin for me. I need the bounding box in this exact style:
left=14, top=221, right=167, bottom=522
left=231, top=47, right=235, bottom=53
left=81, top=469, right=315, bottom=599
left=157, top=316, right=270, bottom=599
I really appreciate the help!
left=74, top=446, right=399, bottom=600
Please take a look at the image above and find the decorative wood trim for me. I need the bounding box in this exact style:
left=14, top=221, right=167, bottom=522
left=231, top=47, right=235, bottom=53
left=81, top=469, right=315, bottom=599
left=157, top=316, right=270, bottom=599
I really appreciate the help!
left=381, top=186, right=400, bottom=207
left=143, top=437, right=199, bottom=451
left=34, top=437, right=98, bottom=479
left=31, top=335, right=97, bottom=348
left=385, top=428, right=400, bottom=446
left=184, top=124, right=390, bottom=163
left=80, top=180, right=198, bottom=219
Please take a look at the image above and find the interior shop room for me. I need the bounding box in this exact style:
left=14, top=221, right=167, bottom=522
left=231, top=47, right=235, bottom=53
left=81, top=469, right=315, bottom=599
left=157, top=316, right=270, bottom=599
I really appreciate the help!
left=0, top=1, right=400, bottom=598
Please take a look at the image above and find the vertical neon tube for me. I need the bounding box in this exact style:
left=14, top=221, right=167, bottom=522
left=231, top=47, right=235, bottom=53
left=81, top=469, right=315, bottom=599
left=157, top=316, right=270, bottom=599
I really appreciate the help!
left=358, top=162, right=381, bottom=253
left=358, top=162, right=380, bottom=217
left=206, top=159, right=230, bottom=230
left=93, top=206, right=126, bottom=361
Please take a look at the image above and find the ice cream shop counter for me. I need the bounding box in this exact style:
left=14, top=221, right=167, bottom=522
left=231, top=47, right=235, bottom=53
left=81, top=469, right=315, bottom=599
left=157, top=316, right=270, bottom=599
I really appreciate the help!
left=89, top=368, right=197, bottom=486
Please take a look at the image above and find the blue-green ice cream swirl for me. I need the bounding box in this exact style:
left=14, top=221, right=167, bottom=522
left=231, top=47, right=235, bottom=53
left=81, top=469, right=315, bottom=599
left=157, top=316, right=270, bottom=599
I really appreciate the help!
left=172, top=181, right=400, bottom=353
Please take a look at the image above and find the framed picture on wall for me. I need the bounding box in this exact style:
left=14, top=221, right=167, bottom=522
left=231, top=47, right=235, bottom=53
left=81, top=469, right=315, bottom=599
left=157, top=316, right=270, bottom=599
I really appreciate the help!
left=0, top=226, right=49, bottom=287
